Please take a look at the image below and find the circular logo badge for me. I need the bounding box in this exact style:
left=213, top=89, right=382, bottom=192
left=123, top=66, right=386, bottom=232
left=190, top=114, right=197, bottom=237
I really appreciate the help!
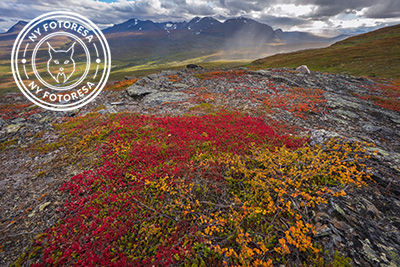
left=11, top=11, right=111, bottom=111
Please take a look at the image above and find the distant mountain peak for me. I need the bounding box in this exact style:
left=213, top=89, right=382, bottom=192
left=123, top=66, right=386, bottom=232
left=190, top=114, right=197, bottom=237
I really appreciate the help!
left=103, top=18, right=161, bottom=33
left=225, top=16, right=253, bottom=23
left=200, top=17, right=219, bottom=21
left=186, top=16, right=221, bottom=33
left=189, top=17, right=201, bottom=22
left=6, top=21, right=28, bottom=34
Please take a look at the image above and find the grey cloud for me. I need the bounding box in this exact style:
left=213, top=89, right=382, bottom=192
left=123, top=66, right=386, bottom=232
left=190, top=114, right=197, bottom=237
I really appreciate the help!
left=0, top=0, right=399, bottom=34
left=290, top=0, right=395, bottom=19
left=219, top=0, right=267, bottom=13
left=258, top=15, right=309, bottom=29
left=363, top=0, right=400, bottom=18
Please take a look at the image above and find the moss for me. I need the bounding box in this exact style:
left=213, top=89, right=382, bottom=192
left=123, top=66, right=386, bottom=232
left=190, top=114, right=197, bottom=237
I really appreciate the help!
left=33, top=131, right=44, bottom=139
left=35, top=142, right=63, bottom=153
left=0, top=138, right=18, bottom=151
left=93, top=105, right=107, bottom=112
left=35, top=171, right=47, bottom=178
left=332, top=251, right=352, bottom=267
left=387, top=249, right=400, bottom=266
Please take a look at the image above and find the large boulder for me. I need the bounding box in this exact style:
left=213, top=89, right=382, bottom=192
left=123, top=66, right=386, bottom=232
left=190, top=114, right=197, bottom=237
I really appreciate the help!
left=126, top=85, right=157, bottom=100
left=296, top=65, right=311, bottom=75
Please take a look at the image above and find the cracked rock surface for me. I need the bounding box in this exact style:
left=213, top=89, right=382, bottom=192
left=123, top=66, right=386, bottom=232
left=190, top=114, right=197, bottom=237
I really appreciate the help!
left=1, top=67, right=399, bottom=266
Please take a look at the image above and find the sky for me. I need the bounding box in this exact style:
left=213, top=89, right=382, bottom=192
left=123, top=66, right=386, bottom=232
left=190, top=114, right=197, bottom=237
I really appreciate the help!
left=0, top=0, right=400, bottom=36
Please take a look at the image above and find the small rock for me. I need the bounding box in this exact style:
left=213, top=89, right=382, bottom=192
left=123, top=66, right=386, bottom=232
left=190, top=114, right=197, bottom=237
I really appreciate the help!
left=147, top=73, right=164, bottom=80
left=186, top=64, right=201, bottom=69
left=39, top=116, right=53, bottom=124
left=331, top=201, right=346, bottom=216
left=296, top=65, right=311, bottom=75
left=39, top=201, right=51, bottom=212
left=390, top=118, right=400, bottom=124
left=138, top=77, right=152, bottom=84
left=333, top=109, right=360, bottom=119
left=250, top=70, right=269, bottom=76
left=5, top=124, right=23, bottom=134
left=310, top=129, right=341, bottom=146
left=314, top=222, right=331, bottom=237
left=98, top=107, right=117, bottom=114
left=61, top=111, right=76, bottom=117
left=362, top=124, right=382, bottom=133
left=12, top=117, right=26, bottom=123
left=332, top=218, right=351, bottom=231
left=326, top=114, right=350, bottom=125
left=270, top=75, right=300, bottom=87
left=111, top=102, right=125, bottom=105
left=360, top=197, right=381, bottom=219
left=172, top=83, right=189, bottom=89
left=332, top=235, right=344, bottom=248
left=315, top=211, right=331, bottom=223
left=28, top=210, right=36, bottom=217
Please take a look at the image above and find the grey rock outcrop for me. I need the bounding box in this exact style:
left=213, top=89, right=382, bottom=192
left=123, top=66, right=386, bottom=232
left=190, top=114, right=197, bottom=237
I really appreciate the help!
left=296, top=65, right=311, bottom=75
left=126, top=85, right=157, bottom=100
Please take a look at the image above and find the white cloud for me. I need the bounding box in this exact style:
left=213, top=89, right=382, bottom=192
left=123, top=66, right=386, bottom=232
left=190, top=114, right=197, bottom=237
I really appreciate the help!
left=267, top=4, right=315, bottom=17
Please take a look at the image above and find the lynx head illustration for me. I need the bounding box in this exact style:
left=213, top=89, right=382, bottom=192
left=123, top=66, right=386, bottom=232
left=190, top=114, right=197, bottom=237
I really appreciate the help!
left=47, top=42, right=76, bottom=84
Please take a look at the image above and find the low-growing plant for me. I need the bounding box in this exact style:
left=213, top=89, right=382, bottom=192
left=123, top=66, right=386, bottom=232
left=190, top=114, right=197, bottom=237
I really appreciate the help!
left=103, top=79, right=139, bottom=92
left=17, top=112, right=371, bottom=266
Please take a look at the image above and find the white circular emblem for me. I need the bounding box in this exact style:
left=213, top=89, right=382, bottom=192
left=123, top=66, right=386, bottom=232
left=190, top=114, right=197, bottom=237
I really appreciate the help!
left=11, top=11, right=111, bottom=111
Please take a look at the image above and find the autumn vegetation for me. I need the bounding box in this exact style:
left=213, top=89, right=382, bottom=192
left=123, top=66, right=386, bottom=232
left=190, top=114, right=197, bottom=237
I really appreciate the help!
left=15, top=106, right=371, bottom=266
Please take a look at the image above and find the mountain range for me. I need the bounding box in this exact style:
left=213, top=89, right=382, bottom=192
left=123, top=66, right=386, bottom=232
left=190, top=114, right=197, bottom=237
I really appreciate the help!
left=102, top=16, right=345, bottom=45
left=99, top=16, right=349, bottom=76
left=0, top=16, right=349, bottom=64
left=104, top=17, right=278, bottom=39
left=0, top=16, right=351, bottom=92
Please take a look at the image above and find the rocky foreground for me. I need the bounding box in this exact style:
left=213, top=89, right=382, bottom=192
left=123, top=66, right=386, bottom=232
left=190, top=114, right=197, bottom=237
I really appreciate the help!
left=0, top=67, right=399, bottom=266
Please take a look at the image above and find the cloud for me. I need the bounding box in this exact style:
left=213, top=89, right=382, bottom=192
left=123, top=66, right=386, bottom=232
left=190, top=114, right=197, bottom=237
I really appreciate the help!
left=258, top=15, right=309, bottom=29
left=362, top=0, right=400, bottom=19
left=0, top=0, right=399, bottom=35
left=295, top=0, right=375, bottom=18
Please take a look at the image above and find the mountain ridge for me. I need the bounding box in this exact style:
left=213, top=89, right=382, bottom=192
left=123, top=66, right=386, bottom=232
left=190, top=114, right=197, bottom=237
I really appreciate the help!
left=101, top=16, right=344, bottom=44
left=251, top=23, right=400, bottom=78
